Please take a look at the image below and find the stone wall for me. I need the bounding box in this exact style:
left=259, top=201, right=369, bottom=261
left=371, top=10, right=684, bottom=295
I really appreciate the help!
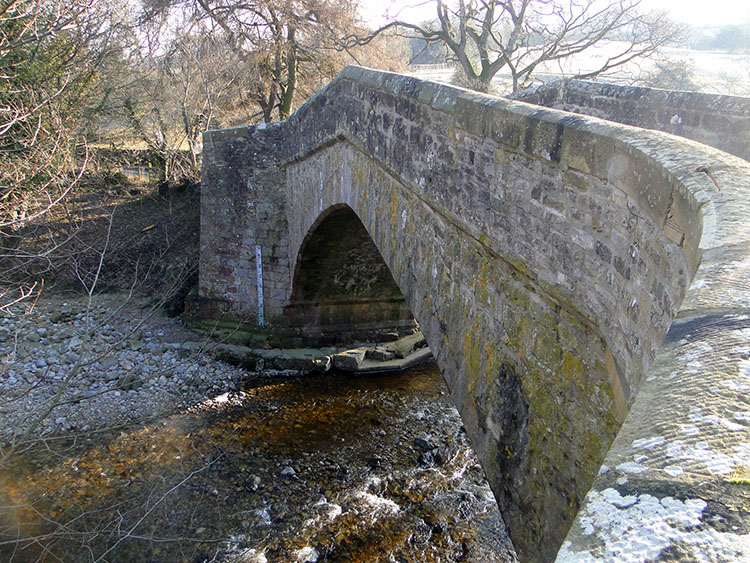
left=197, top=67, right=750, bottom=561
left=513, top=79, right=750, bottom=161
left=198, top=124, right=290, bottom=323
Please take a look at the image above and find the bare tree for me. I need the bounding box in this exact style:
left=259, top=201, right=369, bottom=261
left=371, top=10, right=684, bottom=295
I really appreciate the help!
left=0, top=0, right=128, bottom=307
left=352, top=0, right=685, bottom=93
left=636, top=56, right=699, bottom=91
left=117, top=30, right=252, bottom=183
left=140, top=0, right=404, bottom=123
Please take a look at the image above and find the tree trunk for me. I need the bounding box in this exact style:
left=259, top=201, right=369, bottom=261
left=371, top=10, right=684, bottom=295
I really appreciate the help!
left=278, top=26, right=297, bottom=121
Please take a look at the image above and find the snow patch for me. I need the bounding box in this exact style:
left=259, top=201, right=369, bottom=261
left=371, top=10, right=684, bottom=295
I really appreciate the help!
left=558, top=489, right=750, bottom=562
left=616, top=461, right=646, bottom=474
left=680, top=424, right=700, bottom=436
left=633, top=436, right=665, bottom=449
left=723, top=379, right=750, bottom=392
left=664, top=466, right=684, bottom=477
left=680, top=342, right=713, bottom=362
left=666, top=439, right=750, bottom=475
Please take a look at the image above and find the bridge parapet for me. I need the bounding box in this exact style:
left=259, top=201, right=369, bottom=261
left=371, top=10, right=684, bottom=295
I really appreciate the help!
left=514, top=78, right=750, bottom=162
left=196, top=66, right=750, bottom=561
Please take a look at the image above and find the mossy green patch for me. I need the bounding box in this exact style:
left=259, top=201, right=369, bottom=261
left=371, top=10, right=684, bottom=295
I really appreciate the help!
left=728, top=466, right=750, bottom=486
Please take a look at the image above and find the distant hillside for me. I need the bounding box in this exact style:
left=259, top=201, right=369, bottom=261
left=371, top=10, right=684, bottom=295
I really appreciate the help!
left=690, top=24, right=750, bottom=52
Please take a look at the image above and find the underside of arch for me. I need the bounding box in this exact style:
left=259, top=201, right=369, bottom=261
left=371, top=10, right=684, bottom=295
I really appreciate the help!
left=285, top=205, right=417, bottom=346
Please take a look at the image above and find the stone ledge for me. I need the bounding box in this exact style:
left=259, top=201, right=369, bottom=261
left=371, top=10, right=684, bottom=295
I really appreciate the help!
left=513, top=79, right=750, bottom=162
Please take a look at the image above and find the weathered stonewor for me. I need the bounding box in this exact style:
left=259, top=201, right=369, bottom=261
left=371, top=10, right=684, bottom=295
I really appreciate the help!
left=513, top=78, right=750, bottom=161
left=193, top=66, right=750, bottom=561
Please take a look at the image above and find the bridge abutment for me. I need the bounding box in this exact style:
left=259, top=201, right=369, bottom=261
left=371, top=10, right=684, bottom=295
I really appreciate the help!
left=196, top=123, right=290, bottom=324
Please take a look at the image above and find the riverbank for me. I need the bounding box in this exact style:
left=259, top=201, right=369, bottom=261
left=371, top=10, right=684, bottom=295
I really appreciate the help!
left=0, top=292, right=251, bottom=441
left=0, top=292, right=434, bottom=442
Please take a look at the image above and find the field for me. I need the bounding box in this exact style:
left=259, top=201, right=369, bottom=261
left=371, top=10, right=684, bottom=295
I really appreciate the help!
left=412, top=41, right=750, bottom=96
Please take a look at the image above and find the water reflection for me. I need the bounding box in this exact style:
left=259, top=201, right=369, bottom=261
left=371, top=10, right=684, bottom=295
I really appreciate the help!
left=0, top=362, right=517, bottom=561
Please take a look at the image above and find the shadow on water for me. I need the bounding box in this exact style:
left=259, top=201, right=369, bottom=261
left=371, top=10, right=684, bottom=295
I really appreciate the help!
left=0, top=362, right=518, bottom=562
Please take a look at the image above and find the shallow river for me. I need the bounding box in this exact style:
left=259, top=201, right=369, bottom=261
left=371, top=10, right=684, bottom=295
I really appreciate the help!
left=1, top=362, right=517, bottom=562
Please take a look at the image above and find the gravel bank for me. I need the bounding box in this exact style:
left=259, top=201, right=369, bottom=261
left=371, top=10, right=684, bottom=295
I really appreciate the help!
left=0, top=292, right=250, bottom=442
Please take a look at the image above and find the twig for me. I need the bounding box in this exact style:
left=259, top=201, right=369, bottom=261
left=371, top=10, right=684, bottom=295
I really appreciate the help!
left=92, top=455, right=222, bottom=562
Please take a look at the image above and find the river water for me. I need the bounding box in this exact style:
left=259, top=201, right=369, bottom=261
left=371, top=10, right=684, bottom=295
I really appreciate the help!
left=1, top=362, right=518, bottom=562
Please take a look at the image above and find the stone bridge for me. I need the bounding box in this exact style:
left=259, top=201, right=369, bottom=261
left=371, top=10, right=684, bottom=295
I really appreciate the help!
left=193, top=67, right=750, bottom=561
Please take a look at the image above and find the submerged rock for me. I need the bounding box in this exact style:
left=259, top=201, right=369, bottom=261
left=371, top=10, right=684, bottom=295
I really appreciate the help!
left=367, top=456, right=384, bottom=470
left=245, top=475, right=262, bottom=491
left=414, top=437, right=435, bottom=451
left=280, top=466, right=297, bottom=479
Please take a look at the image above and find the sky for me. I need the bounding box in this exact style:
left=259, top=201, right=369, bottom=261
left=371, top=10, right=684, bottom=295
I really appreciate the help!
left=648, top=0, right=749, bottom=27
left=359, top=0, right=750, bottom=29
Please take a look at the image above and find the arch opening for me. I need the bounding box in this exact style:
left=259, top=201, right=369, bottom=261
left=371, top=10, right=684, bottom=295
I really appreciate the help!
left=286, top=205, right=418, bottom=346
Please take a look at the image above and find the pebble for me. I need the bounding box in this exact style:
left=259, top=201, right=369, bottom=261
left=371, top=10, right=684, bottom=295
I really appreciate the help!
left=100, top=357, right=117, bottom=369
left=367, top=456, right=384, bottom=470
left=245, top=475, right=261, bottom=491
left=414, top=437, right=435, bottom=451
left=0, top=294, right=249, bottom=441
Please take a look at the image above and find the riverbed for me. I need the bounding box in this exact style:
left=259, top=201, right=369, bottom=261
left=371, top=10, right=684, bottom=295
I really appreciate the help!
left=1, top=361, right=518, bottom=561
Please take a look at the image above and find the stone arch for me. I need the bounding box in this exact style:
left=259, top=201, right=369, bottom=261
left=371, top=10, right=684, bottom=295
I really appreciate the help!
left=285, top=204, right=416, bottom=345
left=282, top=139, right=635, bottom=560
left=196, top=66, right=750, bottom=561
